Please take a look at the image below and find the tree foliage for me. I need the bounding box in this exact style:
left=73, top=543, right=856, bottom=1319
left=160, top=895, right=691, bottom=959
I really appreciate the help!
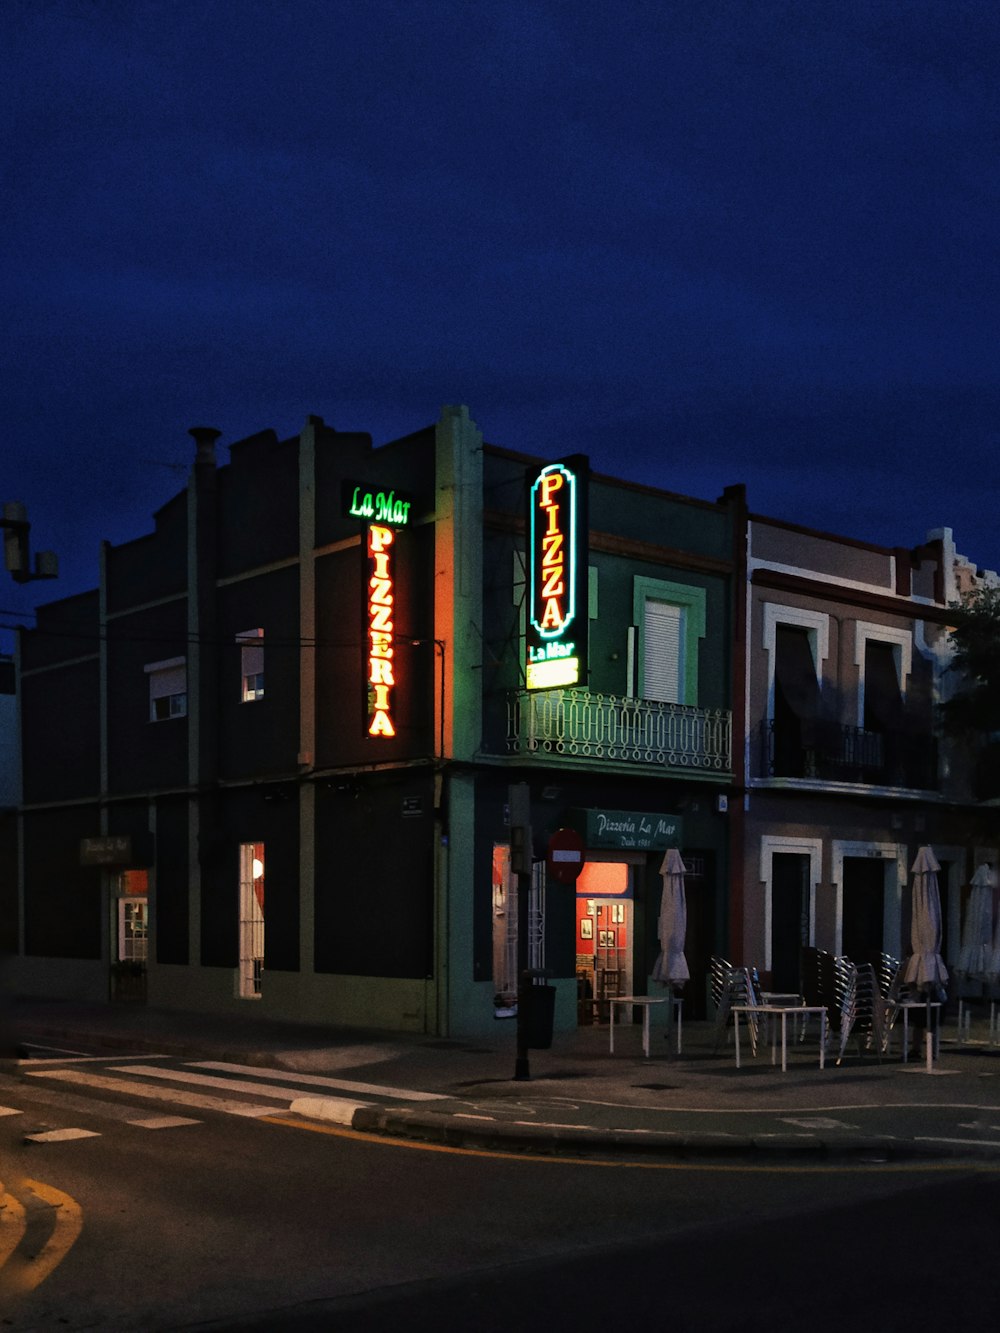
left=942, top=586, right=1000, bottom=737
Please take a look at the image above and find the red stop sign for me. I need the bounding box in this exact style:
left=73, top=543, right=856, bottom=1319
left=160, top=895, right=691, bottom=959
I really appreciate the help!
left=546, top=827, right=586, bottom=884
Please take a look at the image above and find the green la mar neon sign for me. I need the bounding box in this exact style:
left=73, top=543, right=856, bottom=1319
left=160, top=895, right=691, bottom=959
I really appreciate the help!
left=343, top=480, right=414, bottom=527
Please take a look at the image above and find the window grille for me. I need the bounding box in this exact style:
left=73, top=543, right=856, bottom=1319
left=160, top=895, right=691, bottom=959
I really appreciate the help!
left=491, top=844, right=546, bottom=1008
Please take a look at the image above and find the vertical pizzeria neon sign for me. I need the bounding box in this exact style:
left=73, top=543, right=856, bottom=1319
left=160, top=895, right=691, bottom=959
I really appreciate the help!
left=526, top=458, right=588, bottom=690
left=367, top=524, right=396, bottom=736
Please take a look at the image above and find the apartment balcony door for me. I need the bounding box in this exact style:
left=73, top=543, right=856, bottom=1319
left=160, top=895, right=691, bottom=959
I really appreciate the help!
left=842, top=856, right=885, bottom=964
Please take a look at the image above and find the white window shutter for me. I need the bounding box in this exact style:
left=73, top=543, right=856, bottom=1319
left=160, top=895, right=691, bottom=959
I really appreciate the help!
left=147, top=662, right=186, bottom=699
left=644, top=601, right=683, bottom=703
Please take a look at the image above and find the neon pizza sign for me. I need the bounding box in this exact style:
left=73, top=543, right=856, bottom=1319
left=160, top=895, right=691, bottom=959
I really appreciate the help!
left=526, top=458, right=589, bottom=690
left=367, top=524, right=396, bottom=737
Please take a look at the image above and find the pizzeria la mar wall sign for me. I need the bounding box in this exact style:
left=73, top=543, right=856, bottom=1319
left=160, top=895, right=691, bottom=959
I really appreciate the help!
left=569, top=808, right=683, bottom=851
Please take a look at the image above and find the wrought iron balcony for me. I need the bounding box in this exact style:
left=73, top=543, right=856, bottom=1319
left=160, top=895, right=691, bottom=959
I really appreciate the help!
left=506, top=688, right=732, bottom=773
left=760, top=719, right=938, bottom=791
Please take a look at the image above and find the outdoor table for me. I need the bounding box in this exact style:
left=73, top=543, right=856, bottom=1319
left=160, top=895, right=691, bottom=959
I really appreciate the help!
left=608, top=995, right=683, bottom=1057
left=732, top=1004, right=828, bottom=1072
left=761, top=992, right=806, bottom=1042
left=895, top=1000, right=942, bottom=1062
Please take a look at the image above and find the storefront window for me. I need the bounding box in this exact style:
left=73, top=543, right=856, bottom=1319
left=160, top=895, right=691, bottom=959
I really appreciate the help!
left=491, top=845, right=546, bottom=1019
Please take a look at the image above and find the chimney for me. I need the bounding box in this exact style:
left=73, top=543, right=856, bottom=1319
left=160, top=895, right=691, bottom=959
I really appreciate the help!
left=189, top=426, right=221, bottom=469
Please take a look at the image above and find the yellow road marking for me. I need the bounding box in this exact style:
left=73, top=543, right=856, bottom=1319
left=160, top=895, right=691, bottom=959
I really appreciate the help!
left=0, top=1178, right=83, bottom=1294
left=260, top=1116, right=1000, bottom=1173
left=0, top=1190, right=27, bottom=1268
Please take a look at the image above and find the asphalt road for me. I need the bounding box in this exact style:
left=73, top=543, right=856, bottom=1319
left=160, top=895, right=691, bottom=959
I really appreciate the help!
left=2, top=1048, right=999, bottom=1330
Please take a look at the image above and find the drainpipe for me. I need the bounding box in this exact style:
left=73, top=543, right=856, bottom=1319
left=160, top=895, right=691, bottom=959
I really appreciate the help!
left=187, top=426, right=220, bottom=968
left=722, top=484, right=748, bottom=965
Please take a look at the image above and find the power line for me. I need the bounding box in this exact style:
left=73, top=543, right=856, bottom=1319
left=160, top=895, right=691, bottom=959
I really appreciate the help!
left=0, top=620, right=439, bottom=653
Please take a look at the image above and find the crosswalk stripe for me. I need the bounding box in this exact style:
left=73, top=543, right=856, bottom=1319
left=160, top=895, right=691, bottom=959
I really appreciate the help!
left=191, top=1060, right=448, bottom=1102
left=106, top=1064, right=373, bottom=1111
left=22, top=1069, right=278, bottom=1118
left=127, top=1115, right=200, bottom=1129
left=0, top=1107, right=22, bottom=1117
left=24, top=1128, right=100, bottom=1143
left=20, top=1054, right=170, bottom=1066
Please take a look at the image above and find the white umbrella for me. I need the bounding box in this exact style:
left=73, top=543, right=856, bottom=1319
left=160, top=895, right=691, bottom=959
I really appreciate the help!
left=986, top=867, right=1000, bottom=983
left=957, top=863, right=996, bottom=980
left=651, top=847, right=689, bottom=987
left=903, top=846, right=949, bottom=1069
left=651, top=847, right=688, bottom=1054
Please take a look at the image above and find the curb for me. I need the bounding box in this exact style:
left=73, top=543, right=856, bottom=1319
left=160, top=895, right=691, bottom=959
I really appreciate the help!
left=13, top=1018, right=1000, bottom=1165
left=299, top=1101, right=1000, bottom=1164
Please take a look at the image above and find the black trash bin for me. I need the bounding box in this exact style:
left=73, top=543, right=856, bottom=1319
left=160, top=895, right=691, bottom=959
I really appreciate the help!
left=524, top=982, right=556, bottom=1049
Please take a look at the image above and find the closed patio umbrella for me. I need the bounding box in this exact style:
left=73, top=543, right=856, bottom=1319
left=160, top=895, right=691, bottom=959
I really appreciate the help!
left=652, top=847, right=689, bottom=987
left=986, top=868, right=1000, bottom=984
left=651, top=847, right=688, bottom=1051
left=903, top=846, right=949, bottom=1069
left=957, top=863, right=996, bottom=980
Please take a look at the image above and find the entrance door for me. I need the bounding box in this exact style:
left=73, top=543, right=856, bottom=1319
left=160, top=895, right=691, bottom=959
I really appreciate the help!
left=238, top=842, right=265, bottom=999
left=771, top=853, right=809, bottom=993
left=575, top=861, right=632, bottom=1022
left=111, top=869, right=148, bottom=1002
left=842, top=857, right=885, bottom=963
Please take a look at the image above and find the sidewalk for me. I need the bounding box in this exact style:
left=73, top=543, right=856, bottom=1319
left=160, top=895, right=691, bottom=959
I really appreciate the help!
left=8, top=994, right=1000, bottom=1162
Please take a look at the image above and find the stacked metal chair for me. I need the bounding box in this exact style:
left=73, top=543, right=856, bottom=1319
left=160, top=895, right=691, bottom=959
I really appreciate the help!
left=711, top=957, right=763, bottom=1057
left=835, top=960, right=889, bottom=1065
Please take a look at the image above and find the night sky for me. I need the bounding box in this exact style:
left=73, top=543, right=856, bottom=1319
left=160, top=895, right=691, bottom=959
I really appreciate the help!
left=3, top=0, right=999, bottom=648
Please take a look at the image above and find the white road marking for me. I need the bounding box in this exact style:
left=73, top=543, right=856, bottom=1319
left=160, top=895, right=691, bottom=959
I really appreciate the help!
left=24, top=1127, right=100, bottom=1143
left=916, top=1136, right=1000, bottom=1149
left=780, top=1117, right=858, bottom=1129
left=897, top=1067, right=962, bottom=1076
left=108, top=1064, right=375, bottom=1107
left=22, top=1043, right=95, bottom=1057
left=20, top=1054, right=170, bottom=1066
left=191, top=1060, right=448, bottom=1102
left=127, top=1115, right=200, bottom=1129
left=23, top=1068, right=278, bottom=1118
left=0, top=1106, right=22, bottom=1117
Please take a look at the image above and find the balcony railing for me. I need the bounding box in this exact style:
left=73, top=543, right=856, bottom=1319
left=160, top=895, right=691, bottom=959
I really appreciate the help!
left=761, top=719, right=938, bottom=791
left=506, top=689, right=732, bottom=772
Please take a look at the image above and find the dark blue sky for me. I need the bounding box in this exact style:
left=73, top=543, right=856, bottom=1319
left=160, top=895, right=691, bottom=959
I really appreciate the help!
left=3, top=0, right=999, bottom=646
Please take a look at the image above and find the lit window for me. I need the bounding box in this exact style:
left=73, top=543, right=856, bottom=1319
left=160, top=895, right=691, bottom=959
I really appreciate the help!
left=145, top=657, right=187, bottom=721
left=237, top=628, right=264, bottom=702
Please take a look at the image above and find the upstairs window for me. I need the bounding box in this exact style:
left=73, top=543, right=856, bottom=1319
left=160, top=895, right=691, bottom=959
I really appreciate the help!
left=237, top=628, right=264, bottom=702
left=771, top=626, right=821, bottom=777
left=631, top=578, right=706, bottom=705
left=643, top=600, right=684, bottom=703
left=854, top=623, right=911, bottom=731
left=774, top=625, right=821, bottom=724
left=145, top=657, right=186, bottom=721
left=863, top=640, right=903, bottom=733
